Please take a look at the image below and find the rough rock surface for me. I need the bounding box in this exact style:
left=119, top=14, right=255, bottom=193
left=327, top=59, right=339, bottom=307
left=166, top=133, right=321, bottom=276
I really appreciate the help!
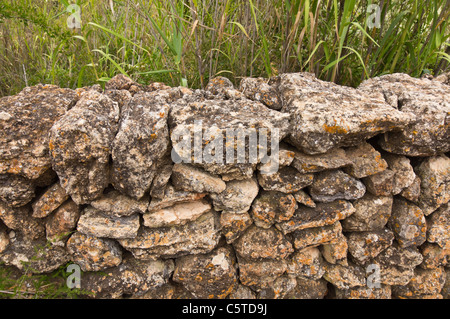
left=67, top=231, right=122, bottom=271
left=32, top=182, right=68, bottom=218
left=0, top=84, right=77, bottom=181
left=0, top=233, right=69, bottom=273
left=341, top=194, right=393, bottom=232
left=239, top=77, right=282, bottom=110
left=279, top=72, right=414, bottom=154
left=309, top=170, right=366, bottom=203
left=233, top=225, right=293, bottom=260
left=77, top=206, right=140, bottom=239
left=111, top=92, right=170, bottom=199
left=45, top=199, right=80, bottom=245
left=90, top=190, right=148, bottom=217
left=172, top=246, right=238, bottom=299
left=389, top=198, right=427, bottom=248
left=210, top=178, right=259, bottom=212
left=250, top=191, right=297, bottom=229
left=118, top=211, right=221, bottom=259
left=358, top=73, right=450, bottom=156
left=275, top=200, right=355, bottom=234
left=258, top=166, right=314, bottom=193
left=143, top=199, right=212, bottom=228
left=49, top=90, right=120, bottom=204
left=415, top=154, right=450, bottom=215
left=169, top=96, right=291, bottom=178
left=171, top=164, right=226, bottom=194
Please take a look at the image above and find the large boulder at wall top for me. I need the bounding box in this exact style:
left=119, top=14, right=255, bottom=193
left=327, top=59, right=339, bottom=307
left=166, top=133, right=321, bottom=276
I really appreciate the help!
left=0, top=84, right=77, bottom=181
left=278, top=72, right=414, bottom=155
left=358, top=73, right=450, bottom=156
left=169, top=96, right=291, bottom=180
left=0, top=85, right=77, bottom=207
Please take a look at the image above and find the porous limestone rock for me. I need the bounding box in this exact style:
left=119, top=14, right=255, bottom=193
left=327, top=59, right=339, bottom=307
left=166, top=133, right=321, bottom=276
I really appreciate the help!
left=320, top=235, right=349, bottom=265
left=388, top=198, right=427, bottom=248
left=257, top=274, right=297, bottom=299
left=49, top=90, right=120, bottom=204
left=419, top=242, right=449, bottom=269
left=239, top=76, right=282, bottom=110
left=45, top=199, right=80, bottom=245
left=415, top=154, right=450, bottom=215
left=77, top=206, right=140, bottom=239
left=257, top=166, right=314, bottom=193
left=0, top=222, right=9, bottom=253
left=0, top=233, right=69, bottom=273
left=118, top=211, right=221, bottom=259
left=233, top=225, right=293, bottom=260
left=172, top=246, right=238, bottom=299
left=399, top=176, right=421, bottom=202
left=111, top=91, right=170, bottom=199
left=347, top=228, right=395, bottom=265
left=284, top=276, right=328, bottom=299
left=250, top=191, right=297, bottom=229
left=0, top=84, right=77, bottom=182
left=279, top=72, right=413, bottom=154
left=90, top=190, right=148, bottom=217
left=80, top=255, right=174, bottom=298
left=335, top=285, right=391, bottom=299
left=0, top=174, right=35, bottom=208
left=426, top=203, right=449, bottom=248
left=290, top=147, right=351, bottom=174
left=286, top=246, right=325, bottom=280
left=392, top=267, right=446, bottom=298
left=323, top=261, right=366, bottom=289
left=276, top=200, right=355, bottom=234
left=308, top=169, right=366, bottom=203
left=236, top=255, right=287, bottom=291
left=66, top=231, right=122, bottom=272
left=147, top=184, right=207, bottom=212
left=220, top=211, right=253, bottom=244
left=31, top=182, right=68, bottom=218
left=291, top=221, right=343, bottom=250
left=362, top=169, right=395, bottom=196
left=383, top=153, right=416, bottom=195
left=0, top=201, right=44, bottom=240
left=292, top=190, right=316, bottom=208
left=209, top=178, right=259, bottom=212
left=171, top=163, right=226, bottom=194
left=359, top=73, right=450, bottom=156
left=143, top=199, right=212, bottom=228
left=341, top=194, right=393, bottom=232
left=343, top=142, right=388, bottom=178
left=169, top=96, right=291, bottom=179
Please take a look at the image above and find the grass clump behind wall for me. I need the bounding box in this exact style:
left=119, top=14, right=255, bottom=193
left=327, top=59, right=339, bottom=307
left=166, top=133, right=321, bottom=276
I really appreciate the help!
left=0, top=0, right=449, bottom=97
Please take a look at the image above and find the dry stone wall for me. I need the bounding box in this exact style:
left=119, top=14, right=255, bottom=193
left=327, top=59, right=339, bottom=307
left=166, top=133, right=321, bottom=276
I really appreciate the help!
left=0, top=71, right=449, bottom=299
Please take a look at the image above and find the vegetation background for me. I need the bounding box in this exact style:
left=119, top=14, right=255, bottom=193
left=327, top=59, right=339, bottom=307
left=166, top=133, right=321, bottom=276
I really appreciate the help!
left=0, top=0, right=449, bottom=97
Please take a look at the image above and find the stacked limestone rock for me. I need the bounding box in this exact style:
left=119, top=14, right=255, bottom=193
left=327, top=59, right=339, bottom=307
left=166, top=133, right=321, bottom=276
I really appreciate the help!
left=0, top=72, right=448, bottom=299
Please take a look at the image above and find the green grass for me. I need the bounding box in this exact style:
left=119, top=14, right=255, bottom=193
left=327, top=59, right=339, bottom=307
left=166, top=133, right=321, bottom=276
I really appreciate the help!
left=0, top=261, right=91, bottom=299
left=0, top=0, right=449, bottom=97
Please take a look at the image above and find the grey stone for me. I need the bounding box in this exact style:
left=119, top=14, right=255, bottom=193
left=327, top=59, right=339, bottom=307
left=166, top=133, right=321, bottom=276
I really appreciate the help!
left=309, top=170, right=366, bottom=203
